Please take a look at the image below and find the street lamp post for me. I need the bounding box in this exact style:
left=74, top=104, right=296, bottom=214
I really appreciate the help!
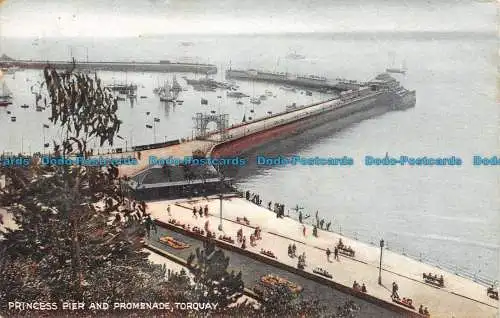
left=218, top=168, right=224, bottom=231
left=42, top=125, right=47, bottom=155
left=153, top=117, right=160, bottom=144
left=218, top=191, right=223, bottom=231
left=378, top=239, right=384, bottom=285
left=117, top=135, right=127, bottom=152
left=150, top=121, right=156, bottom=144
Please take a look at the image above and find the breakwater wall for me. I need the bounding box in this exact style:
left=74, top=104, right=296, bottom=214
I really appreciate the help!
left=0, top=60, right=218, bottom=74
left=225, top=70, right=357, bottom=91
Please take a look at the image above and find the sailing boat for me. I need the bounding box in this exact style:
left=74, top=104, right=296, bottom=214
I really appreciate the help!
left=159, top=80, right=175, bottom=102
left=386, top=53, right=407, bottom=74
left=153, top=77, right=162, bottom=94
left=250, top=77, right=261, bottom=104
left=171, top=75, right=182, bottom=92
left=286, top=50, right=306, bottom=60
left=0, top=81, right=13, bottom=106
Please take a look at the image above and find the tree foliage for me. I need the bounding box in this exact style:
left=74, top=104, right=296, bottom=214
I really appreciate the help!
left=190, top=241, right=244, bottom=309
left=0, top=65, right=161, bottom=315
left=42, top=61, right=121, bottom=156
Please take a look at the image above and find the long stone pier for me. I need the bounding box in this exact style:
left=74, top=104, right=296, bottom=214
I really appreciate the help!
left=115, top=92, right=384, bottom=177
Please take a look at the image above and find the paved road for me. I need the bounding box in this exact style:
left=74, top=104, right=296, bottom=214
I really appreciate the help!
left=147, top=226, right=401, bottom=318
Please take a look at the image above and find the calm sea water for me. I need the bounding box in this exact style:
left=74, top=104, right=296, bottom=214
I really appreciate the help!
left=0, top=33, right=497, bottom=280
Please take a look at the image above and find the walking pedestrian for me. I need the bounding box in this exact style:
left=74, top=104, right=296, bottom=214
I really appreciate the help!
left=326, top=248, right=331, bottom=262
left=292, top=243, right=296, bottom=257
left=302, top=225, right=306, bottom=236
left=152, top=219, right=158, bottom=234
left=198, top=207, right=203, bottom=218
left=334, top=246, right=339, bottom=261
left=326, top=221, right=331, bottom=231
left=320, top=219, right=324, bottom=229
left=193, top=207, right=197, bottom=218
left=145, top=215, right=152, bottom=239
left=391, top=282, right=399, bottom=299
left=167, top=205, right=171, bottom=216
left=204, top=205, right=209, bottom=217
left=299, top=211, right=303, bottom=223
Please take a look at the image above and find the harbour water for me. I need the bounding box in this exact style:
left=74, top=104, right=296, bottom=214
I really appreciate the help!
left=0, top=32, right=497, bottom=281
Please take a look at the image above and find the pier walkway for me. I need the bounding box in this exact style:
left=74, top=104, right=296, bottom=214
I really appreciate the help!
left=116, top=139, right=214, bottom=178
left=115, top=95, right=359, bottom=176
left=146, top=197, right=498, bottom=318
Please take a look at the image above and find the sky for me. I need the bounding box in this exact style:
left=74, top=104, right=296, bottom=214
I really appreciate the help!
left=0, top=0, right=496, bottom=37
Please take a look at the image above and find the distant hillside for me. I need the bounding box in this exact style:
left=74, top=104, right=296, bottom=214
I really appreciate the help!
left=0, top=54, right=14, bottom=61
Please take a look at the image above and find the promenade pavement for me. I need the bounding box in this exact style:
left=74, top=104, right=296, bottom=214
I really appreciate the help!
left=146, top=196, right=499, bottom=318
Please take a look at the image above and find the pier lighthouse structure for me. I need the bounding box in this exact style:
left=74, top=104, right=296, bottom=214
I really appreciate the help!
left=193, top=112, right=229, bottom=142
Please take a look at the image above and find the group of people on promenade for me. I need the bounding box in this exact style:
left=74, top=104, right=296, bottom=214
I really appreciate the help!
left=392, top=281, right=430, bottom=316
left=487, top=285, right=498, bottom=299
left=418, top=305, right=430, bottom=316
left=287, top=243, right=297, bottom=258
left=423, top=272, right=444, bottom=287
left=192, top=205, right=209, bottom=219
left=285, top=241, right=307, bottom=270
left=352, top=281, right=367, bottom=293
left=298, top=210, right=333, bottom=239
left=297, top=252, right=307, bottom=269
left=236, top=226, right=262, bottom=249
left=236, top=228, right=247, bottom=249
left=144, top=214, right=158, bottom=238
left=298, top=210, right=331, bottom=230
left=268, top=201, right=286, bottom=218
left=245, top=191, right=262, bottom=205
left=325, top=246, right=340, bottom=262
left=243, top=190, right=344, bottom=243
